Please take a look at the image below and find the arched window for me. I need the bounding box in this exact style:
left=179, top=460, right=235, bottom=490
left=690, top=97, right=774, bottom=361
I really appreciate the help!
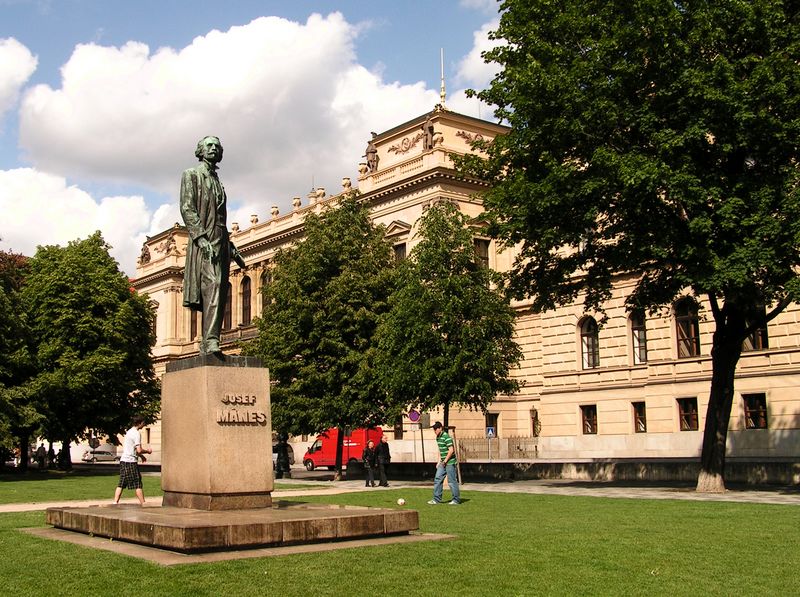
left=630, top=310, right=647, bottom=364
left=675, top=298, right=700, bottom=358
left=743, top=304, right=769, bottom=351
left=580, top=317, right=600, bottom=369
left=223, top=282, right=232, bottom=331
left=241, top=276, right=251, bottom=326
left=260, top=268, right=273, bottom=286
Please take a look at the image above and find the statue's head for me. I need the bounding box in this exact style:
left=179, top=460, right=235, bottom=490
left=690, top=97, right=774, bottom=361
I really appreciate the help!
left=195, top=136, right=223, bottom=163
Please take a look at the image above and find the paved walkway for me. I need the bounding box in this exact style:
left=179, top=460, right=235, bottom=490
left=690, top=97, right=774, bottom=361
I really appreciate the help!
left=1, top=477, right=798, bottom=513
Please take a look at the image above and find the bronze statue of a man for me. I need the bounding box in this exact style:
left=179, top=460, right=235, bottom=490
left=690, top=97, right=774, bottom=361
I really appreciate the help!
left=180, top=135, right=245, bottom=355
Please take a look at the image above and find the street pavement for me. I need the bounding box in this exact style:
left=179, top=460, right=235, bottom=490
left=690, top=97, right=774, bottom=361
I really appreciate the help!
left=2, top=476, right=798, bottom=513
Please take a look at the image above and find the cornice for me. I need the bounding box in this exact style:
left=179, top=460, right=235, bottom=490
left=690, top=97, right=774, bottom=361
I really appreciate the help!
left=131, top=266, right=184, bottom=288
left=359, top=166, right=490, bottom=206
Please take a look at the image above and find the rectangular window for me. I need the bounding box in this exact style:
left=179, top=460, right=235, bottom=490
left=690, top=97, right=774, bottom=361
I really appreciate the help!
left=393, top=243, right=406, bottom=261
left=474, top=238, right=490, bottom=269
left=393, top=417, right=404, bottom=440
left=743, top=393, right=768, bottom=429
left=581, top=405, right=597, bottom=435
left=485, top=412, right=499, bottom=437
left=633, top=401, right=647, bottom=433
left=677, top=397, right=699, bottom=431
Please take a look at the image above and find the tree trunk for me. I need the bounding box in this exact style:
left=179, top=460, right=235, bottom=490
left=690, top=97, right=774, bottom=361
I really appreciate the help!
left=333, top=426, right=344, bottom=481
left=16, top=433, right=29, bottom=472
left=60, top=436, right=72, bottom=470
left=696, top=322, right=743, bottom=493
left=443, top=402, right=450, bottom=429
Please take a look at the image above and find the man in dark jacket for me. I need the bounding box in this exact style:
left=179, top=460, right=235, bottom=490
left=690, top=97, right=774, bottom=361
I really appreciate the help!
left=362, top=440, right=377, bottom=487
left=377, top=435, right=391, bottom=487
left=274, top=436, right=291, bottom=479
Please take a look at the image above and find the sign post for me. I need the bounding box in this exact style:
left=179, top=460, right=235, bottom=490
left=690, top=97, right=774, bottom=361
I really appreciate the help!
left=408, top=410, right=424, bottom=463
left=486, top=426, right=495, bottom=462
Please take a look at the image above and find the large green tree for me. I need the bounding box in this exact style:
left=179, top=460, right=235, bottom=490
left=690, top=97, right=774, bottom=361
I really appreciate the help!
left=375, top=200, right=522, bottom=428
left=246, top=196, right=398, bottom=476
left=0, top=249, right=37, bottom=468
left=461, top=0, right=800, bottom=491
left=20, top=232, right=160, bottom=465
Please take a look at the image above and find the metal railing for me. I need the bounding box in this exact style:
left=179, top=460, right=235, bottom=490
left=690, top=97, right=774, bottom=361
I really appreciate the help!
left=457, top=436, right=539, bottom=462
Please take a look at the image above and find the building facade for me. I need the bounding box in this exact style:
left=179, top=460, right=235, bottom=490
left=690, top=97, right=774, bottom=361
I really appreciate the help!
left=132, top=107, right=800, bottom=464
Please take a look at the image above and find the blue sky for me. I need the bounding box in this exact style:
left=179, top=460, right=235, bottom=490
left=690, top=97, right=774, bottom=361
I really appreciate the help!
left=0, top=0, right=502, bottom=274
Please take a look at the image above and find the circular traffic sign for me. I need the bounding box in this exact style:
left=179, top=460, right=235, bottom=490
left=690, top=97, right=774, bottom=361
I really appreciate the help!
left=407, top=410, right=420, bottom=423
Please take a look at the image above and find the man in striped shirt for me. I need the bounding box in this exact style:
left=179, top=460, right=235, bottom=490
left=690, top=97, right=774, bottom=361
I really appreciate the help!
left=428, top=421, right=461, bottom=505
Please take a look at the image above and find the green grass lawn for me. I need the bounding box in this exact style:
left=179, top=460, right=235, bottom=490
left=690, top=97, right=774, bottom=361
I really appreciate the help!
left=0, top=470, right=322, bottom=503
left=0, top=483, right=797, bottom=596
left=0, top=470, right=163, bottom=503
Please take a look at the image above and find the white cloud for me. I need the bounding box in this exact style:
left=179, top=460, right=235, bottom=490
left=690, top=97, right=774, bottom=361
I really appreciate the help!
left=18, top=13, right=438, bottom=214
left=0, top=38, right=37, bottom=128
left=6, top=11, right=502, bottom=274
left=0, top=168, right=150, bottom=273
left=454, top=18, right=501, bottom=91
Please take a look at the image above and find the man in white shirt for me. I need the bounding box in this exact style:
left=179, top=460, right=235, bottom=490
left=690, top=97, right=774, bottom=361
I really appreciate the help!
left=112, top=415, right=152, bottom=505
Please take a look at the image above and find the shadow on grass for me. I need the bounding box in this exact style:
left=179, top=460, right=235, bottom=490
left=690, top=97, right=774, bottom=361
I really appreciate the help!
left=463, top=476, right=800, bottom=495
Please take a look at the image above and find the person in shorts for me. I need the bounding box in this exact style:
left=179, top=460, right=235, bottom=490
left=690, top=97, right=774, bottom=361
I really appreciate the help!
left=112, top=415, right=152, bottom=505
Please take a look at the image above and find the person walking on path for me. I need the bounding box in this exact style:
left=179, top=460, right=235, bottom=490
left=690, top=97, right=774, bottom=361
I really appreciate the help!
left=113, top=415, right=152, bottom=505
left=362, top=440, right=377, bottom=487
left=35, top=443, right=46, bottom=469
left=428, top=421, right=460, bottom=505
left=377, top=434, right=391, bottom=487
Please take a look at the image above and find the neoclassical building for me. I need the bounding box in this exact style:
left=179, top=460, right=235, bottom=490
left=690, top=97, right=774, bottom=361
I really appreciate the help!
left=132, top=106, right=800, bottom=464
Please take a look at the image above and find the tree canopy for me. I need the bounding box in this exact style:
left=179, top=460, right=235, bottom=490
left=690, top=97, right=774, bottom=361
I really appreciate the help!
left=375, top=200, right=522, bottom=427
left=19, top=232, right=160, bottom=455
left=460, top=0, right=800, bottom=491
left=0, top=250, right=36, bottom=456
left=246, top=196, right=399, bottom=444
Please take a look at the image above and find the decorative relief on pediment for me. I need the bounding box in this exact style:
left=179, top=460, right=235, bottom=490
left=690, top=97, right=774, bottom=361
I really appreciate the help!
left=388, top=132, right=424, bottom=155
left=456, top=130, right=485, bottom=144
left=154, top=231, right=180, bottom=256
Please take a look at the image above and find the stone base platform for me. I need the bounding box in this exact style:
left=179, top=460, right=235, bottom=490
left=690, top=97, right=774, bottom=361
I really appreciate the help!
left=46, top=501, right=419, bottom=554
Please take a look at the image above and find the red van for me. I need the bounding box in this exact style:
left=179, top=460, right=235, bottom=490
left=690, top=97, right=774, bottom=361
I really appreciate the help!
left=302, top=427, right=383, bottom=471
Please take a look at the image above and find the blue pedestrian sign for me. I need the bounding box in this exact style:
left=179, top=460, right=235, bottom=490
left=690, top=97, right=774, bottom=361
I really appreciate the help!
left=486, top=426, right=495, bottom=438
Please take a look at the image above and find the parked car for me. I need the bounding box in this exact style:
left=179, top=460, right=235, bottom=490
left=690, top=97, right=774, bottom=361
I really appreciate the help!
left=81, top=450, right=119, bottom=463
left=271, top=442, right=294, bottom=470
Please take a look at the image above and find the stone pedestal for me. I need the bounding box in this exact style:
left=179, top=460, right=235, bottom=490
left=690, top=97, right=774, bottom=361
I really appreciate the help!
left=161, top=354, right=272, bottom=510
left=45, top=353, right=421, bottom=556
left=45, top=503, right=420, bottom=554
